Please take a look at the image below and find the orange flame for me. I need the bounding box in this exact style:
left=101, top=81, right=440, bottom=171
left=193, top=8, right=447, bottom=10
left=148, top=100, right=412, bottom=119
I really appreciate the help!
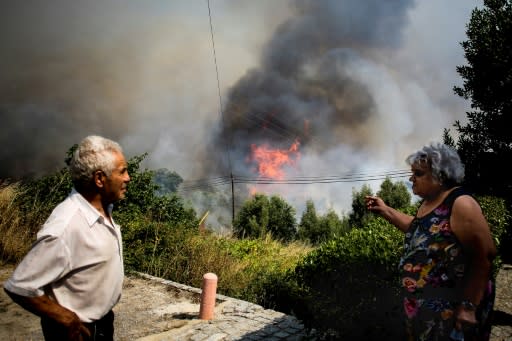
left=249, top=139, right=301, bottom=180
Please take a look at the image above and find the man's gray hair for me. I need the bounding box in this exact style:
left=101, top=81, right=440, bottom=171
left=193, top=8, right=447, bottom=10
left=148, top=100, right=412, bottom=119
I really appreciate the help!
left=70, top=135, right=123, bottom=187
left=405, top=142, right=465, bottom=186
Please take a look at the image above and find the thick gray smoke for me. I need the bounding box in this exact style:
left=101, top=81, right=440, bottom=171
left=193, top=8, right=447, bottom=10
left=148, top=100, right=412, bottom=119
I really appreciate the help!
left=200, top=0, right=478, bottom=222
left=209, top=0, right=416, bottom=177
left=0, top=0, right=478, bottom=225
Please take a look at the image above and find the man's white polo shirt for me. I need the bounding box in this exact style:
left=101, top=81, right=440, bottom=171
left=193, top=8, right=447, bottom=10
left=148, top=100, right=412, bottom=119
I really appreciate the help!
left=4, top=188, right=124, bottom=322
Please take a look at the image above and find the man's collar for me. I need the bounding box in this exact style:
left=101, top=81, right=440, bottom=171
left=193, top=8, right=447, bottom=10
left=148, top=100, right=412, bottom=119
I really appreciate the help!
left=70, top=188, right=114, bottom=227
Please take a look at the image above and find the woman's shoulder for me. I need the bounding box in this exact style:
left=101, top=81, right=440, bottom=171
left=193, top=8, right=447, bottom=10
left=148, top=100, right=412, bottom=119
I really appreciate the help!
left=443, top=186, right=473, bottom=207
left=450, top=188, right=485, bottom=220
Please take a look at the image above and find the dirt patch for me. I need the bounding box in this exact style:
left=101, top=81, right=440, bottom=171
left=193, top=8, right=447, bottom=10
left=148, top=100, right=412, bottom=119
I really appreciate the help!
left=0, top=265, right=202, bottom=341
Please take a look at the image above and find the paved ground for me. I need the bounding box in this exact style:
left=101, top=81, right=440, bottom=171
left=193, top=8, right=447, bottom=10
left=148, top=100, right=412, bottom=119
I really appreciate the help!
left=121, top=273, right=312, bottom=341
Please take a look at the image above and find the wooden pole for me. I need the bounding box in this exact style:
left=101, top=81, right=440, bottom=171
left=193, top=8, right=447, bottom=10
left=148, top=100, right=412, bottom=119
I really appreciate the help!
left=231, top=173, right=235, bottom=223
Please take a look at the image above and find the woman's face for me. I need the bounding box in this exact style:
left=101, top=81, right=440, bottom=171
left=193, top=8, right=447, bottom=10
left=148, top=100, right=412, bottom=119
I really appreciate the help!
left=409, top=161, right=438, bottom=198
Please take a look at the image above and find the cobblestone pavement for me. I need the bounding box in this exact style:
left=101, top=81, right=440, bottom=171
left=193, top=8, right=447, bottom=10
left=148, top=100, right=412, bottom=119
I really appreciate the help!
left=130, top=273, right=314, bottom=341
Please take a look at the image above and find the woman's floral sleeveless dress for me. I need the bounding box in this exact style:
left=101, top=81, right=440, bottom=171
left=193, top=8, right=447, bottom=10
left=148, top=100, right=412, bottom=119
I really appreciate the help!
left=399, top=187, right=494, bottom=341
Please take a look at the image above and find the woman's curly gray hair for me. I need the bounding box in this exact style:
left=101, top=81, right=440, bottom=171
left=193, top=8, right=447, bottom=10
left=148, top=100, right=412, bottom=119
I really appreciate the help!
left=70, top=135, right=123, bottom=188
left=405, top=142, right=465, bottom=187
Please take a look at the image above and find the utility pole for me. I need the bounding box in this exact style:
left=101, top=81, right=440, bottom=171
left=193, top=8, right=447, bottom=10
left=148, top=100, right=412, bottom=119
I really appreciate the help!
left=231, top=173, right=235, bottom=223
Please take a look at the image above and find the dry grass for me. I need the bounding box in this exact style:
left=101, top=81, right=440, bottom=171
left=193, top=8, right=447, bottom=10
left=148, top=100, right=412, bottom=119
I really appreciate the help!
left=0, top=183, right=34, bottom=263
left=133, top=228, right=313, bottom=302
left=186, top=233, right=313, bottom=300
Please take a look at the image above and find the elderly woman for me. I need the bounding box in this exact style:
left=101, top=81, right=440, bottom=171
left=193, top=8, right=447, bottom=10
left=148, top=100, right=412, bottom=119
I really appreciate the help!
left=366, top=142, right=496, bottom=341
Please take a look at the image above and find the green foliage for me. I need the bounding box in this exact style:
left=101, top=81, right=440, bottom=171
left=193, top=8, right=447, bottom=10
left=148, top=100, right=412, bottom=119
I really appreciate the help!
left=453, top=0, right=512, bottom=198
left=318, top=209, right=346, bottom=240
left=297, top=200, right=319, bottom=242
left=443, top=128, right=456, bottom=147
left=213, top=236, right=310, bottom=305
left=477, top=194, right=511, bottom=274
left=233, top=193, right=297, bottom=242
left=286, top=219, right=405, bottom=339
left=478, top=195, right=510, bottom=249
left=298, top=201, right=349, bottom=245
left=115, top=153, right=197, bottom=228
left=153, top=168, right=183, bottom=195
left=122, top=221, right=206, bottom=279
left=64, top=144, right=78, bottom=166
left=268, top=195, right=297, bottom=241
left=348, top=184, right=374, bottom=228
left=452, top=0, right=512, bottom=263
left=349, top=179, right=412, bottom=230
left=377, top=177, right=411, bottom=210
left=296, top=219, right=403, bottom=277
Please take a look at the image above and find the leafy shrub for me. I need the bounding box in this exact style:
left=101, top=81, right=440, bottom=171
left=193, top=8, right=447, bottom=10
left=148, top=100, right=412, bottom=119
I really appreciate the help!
left=289, top=219, right=405, bottom=340
left=477, top=195, right=510, bottom=274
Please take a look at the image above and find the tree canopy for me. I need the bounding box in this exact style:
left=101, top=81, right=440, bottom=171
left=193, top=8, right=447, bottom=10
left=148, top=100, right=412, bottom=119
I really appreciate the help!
left=298, top=200, right=346, bottom=244
left=233, top=193, right=297, bottom=241
left=452, top=0, right=512, bottom=197
left=377, top=177, right=412, bottom=210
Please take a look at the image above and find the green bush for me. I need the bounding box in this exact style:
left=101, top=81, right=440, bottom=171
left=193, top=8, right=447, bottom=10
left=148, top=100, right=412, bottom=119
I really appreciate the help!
left=289, top=219, right=404, bottom=340
left=477, top=194, right=510, bottom=275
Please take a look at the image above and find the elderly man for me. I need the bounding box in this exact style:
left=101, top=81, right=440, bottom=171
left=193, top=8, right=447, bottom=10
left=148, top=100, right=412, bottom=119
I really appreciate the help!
left=4, top=135, right=130, bottom=341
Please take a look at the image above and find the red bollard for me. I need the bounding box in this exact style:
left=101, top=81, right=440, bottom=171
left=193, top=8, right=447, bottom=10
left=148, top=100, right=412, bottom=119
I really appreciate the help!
left=199, top=273, right=218, bottom=320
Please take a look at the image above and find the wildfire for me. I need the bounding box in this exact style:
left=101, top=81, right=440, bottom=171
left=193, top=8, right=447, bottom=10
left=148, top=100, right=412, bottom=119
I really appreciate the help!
left=249, top=139, right=301, bottom=180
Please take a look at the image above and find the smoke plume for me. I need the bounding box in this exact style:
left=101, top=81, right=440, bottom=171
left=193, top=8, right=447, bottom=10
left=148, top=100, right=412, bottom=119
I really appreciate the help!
left=0, top=0, right=478, bottom=224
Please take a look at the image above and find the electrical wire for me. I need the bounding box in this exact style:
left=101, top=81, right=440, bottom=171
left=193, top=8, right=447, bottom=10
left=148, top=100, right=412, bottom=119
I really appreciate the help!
left=206, top=0, right=234, bottom=176
left=177, top=169, right=411, bottom=193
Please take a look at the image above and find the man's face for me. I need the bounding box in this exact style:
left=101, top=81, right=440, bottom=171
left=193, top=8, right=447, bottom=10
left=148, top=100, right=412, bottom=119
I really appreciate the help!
left=102, top=151, right=130, bottom=203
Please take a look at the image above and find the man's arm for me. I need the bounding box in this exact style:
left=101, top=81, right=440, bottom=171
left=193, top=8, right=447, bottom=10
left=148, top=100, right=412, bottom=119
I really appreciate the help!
left=4, top=288, right=91, bottom=340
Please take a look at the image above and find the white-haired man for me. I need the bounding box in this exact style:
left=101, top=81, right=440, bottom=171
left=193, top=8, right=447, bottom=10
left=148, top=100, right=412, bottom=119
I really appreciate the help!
left=4, top=135, right=130, bottom=341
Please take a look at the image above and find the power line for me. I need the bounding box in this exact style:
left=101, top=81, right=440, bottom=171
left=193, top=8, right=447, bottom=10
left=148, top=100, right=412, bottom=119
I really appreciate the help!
left=206, top=0, right=233, bottom=174
left=207, top=0, right=236, bottom=221
left=177, top=169, right=411, bottom=192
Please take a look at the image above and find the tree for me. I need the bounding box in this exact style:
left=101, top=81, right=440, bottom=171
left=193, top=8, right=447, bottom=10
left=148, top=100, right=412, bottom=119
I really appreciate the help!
left=298, top=200, right=323, bottom=244
left=268, top=195, right=297, bottom=241
left=298, top=200, right=318, bottom=242
left=348, top=184, right=374, bottom=228
left=377, top=177, right=411, bottom=210
left=452, top=0, right=512, bottom=198
left=451, top=0, right=512, bottom=262
left=318, top=209, right=346, bottom=241
left=233, top=194, right=297, bottom=241
left=298, top=201, right=348, bottom=244
left=153, top=168, right=183, bottom=195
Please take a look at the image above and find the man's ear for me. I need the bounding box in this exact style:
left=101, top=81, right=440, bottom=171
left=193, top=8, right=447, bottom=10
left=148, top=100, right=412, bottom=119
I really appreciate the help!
left=94, top=170, right=106, bottom=188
